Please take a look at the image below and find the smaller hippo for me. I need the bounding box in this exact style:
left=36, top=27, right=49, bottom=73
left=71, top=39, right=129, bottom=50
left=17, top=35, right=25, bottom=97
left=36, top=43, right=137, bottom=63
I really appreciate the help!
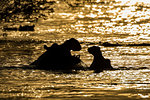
left=88, top=46, right=113, bottom=73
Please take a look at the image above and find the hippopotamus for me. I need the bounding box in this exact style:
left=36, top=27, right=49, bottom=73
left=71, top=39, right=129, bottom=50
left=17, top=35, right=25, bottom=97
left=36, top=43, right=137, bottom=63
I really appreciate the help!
left=88, top=46, right=113, bottom=73
left=30, top=38, right=83, bottom=70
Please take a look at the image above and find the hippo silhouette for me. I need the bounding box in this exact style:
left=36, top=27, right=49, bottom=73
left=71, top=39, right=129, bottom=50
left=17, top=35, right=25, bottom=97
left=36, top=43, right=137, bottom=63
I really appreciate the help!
left=19, top=25, right=35, bottom=31
left=3, top=25, right=35, bottom=31
left=88, top=46, right=113, bottom=73
left=30, top=38, right=82, bottom=70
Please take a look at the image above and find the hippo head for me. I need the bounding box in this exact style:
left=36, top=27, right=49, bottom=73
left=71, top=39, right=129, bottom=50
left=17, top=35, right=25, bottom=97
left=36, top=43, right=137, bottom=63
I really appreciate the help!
left=88, top=46, right=102, bottom=55
left=63, top=38, right=81, bottom=51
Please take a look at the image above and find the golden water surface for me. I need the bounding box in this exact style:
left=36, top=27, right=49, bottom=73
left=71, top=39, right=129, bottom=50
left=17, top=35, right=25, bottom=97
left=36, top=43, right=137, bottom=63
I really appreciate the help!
left=0, top=0, right=150, bottom=99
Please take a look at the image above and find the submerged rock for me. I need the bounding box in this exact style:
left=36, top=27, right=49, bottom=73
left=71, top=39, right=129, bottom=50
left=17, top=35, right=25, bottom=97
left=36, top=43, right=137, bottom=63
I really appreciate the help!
left=19, top=25, right=35, bottom=31
left=3, top=26, right=18, bottom=31
left=3, top=24, right=35, bottom=31
left=100, top=42, right=122, bottom=47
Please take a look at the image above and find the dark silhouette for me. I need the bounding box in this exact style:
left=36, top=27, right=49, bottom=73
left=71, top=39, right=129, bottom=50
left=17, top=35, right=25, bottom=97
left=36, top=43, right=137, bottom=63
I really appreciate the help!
left=30, top=38, right=82, bottom=70
left=19, top=25, right=35, bottom=31
left=3, top=27, right=18, bottom=31
left=101, top=42, right=122, bottom=47
left=126, top=43, right=150, bottom=46
left=100, top=42, right=150, bottom=47
left=88, top=46, right=113, bottom=73
left=3, top=25, right=35, bottom=31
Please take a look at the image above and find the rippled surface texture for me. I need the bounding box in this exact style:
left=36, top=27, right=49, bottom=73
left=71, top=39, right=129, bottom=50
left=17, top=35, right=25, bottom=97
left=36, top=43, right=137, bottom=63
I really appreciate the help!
left=0, top=0, right=150, bottom=99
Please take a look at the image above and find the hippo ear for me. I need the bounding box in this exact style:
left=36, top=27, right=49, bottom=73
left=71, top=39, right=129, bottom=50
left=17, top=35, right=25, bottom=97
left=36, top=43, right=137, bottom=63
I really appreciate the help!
left=51, top=43, right=58, bottom=47
left=44, top=45, right=48, bottom=50
left=44, top=43, right=58, bottom=50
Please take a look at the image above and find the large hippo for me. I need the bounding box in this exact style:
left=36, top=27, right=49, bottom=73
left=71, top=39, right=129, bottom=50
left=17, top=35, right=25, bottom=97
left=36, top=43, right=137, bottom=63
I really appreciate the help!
left=30, top=38, right=83, bottom=70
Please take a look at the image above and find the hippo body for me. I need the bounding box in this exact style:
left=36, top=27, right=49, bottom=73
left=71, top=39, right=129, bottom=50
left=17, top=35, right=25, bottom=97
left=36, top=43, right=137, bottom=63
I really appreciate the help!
left=88, top=46, right=113, bottom=73
left=30, top=38, right=83, bottom=70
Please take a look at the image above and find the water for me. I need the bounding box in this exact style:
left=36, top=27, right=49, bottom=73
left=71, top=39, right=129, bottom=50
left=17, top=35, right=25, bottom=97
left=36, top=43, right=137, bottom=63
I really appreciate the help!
left=0, top=0, right=150, bottom=99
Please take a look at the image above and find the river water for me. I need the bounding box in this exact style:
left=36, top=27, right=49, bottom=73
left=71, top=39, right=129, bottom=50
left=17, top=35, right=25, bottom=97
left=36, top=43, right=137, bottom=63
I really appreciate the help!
left=0, top=0, right=150, bottom=99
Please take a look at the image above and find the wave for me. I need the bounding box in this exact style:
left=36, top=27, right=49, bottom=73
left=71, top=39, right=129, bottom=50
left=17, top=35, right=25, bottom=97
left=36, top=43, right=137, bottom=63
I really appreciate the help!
left=100, top=42, right=150, bottom=47
left=112, top=67, right=149, bottom=70
left=0, top=66, right=149, bottom=71
left=0, top=66, right=80, bottom=74
left=80, top=42, right=150, bottom=46
left=0, top=39, right=51, bottom=44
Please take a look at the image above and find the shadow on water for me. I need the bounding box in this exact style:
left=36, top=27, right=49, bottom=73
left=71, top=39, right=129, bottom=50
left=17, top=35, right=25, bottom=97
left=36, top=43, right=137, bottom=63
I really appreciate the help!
left=0, top=66, right=79, bottom=74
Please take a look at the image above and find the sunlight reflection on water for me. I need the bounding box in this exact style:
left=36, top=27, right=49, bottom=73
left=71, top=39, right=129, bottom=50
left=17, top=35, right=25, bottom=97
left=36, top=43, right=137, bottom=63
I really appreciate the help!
left=0, top=0, right=150, bottom=99
left=0, top=69, right=150, bottom=99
